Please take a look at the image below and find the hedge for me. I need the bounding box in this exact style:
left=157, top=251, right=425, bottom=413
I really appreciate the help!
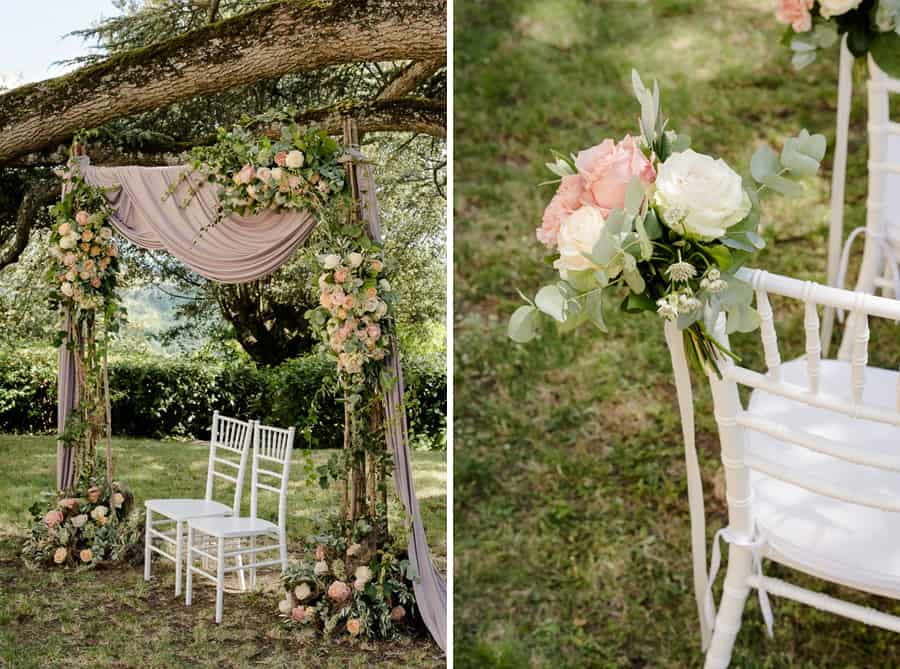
left=0, top=348, right=446, bottom=449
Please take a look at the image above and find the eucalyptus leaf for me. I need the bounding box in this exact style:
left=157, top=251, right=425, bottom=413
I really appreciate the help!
left=781, top=129, right=826, bottom=177
left=585, top=291, right=607, bottom=332
left=750, top=145, right=780, bottom=183
left=535, top=285, right=567, bottom=322
left=643, top=209, right=663, bottom=239
left=761, top=173, right=804, bottom=198
left=726, top=304, right=762, bottom=334
left=625, top=177, right=645, bottom=217
left=871, top=32, right=900, bottom=80
left=634, top=213, right=653, bottom=260
left=705, top=244, right=732, bottom=271
left=508, top=305, right=539, bottom=343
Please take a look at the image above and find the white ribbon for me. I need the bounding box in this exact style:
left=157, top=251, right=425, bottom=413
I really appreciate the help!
left=663, top=321, right=713, bottom=650
left=835, top=226, right=900, bottom=322
left=706, top=527, right=774, bottom=638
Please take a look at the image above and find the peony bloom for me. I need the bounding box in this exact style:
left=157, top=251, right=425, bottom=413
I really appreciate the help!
left=390, top=605, right=406, bottom=622
left=71, top=514, right=88, bottom=528
left=285, top=150, right=305, bottom=169
left=818, top=0, right=863, bottom=18
left=75, top=211, right=90, bottom=226
left=294, top=583, right=312, bottom=601
left=327, top=580, right=352, bottom=604
left=45, top=510, right=64, bottom=527
left=774, top=0, right=814, bottom=32
left=346, top=618, right=361, bottom=637
left=537, top=174, right=584, bottom=249
left=80, top=549, right=93, bottom=563
left=552, top=205, right=607, bottom=276
left=274, top=151, right=287, bottom=166
left=653, top=149, right=751, bottom=240
left=53, top=547, right=68, bottom=564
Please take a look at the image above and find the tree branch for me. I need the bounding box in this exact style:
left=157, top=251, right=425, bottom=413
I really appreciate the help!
left=0, top=179, right=57, bottom=270
left=376, top=60, right=443, bottom=100
left=0, top=0, right=445, bottom=166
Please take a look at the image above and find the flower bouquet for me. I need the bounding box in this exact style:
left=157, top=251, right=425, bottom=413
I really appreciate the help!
left=508, top=71, right=825, bottom=374
left=775, top=0, right=900, bottom=75
left=277, top=520, right=417, bottom=640
left=22, top=481, right=143, bottom=568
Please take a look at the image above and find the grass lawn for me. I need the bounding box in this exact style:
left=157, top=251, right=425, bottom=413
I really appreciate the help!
left=0, top=434, right=446, bottom=669
left=454, top=0, right=900, bottom=667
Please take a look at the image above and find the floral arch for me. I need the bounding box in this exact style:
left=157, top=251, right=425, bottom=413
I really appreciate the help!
left=43, top=119, right=445, bottom=650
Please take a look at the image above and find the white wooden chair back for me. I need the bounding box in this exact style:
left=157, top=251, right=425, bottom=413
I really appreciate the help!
left=204, top=411, right=253, bottom=512
left=825, top=41, right=900, bottom=355
left=249, top=423, right=295, bottom=533
left=712, top=268, right=900, bottom=538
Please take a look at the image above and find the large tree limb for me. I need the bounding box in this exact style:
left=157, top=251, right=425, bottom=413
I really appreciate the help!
left=8, top=97, right=445, bottom=168
left=0, top=0, right=445, bottom=166
left=377, top=60, right=443, bottom=100
left=0, top=179, right=57, bottom=270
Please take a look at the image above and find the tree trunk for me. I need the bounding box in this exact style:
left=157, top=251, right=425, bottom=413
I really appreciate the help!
left=0, top=0, right=446, bottom=166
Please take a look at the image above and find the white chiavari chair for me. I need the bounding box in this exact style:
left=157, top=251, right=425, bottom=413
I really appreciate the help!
left=185, top=421, right=295, bottom=624
left=693, top=268, right=900, bottom=668
left=144, top=411, right=253, bottom=596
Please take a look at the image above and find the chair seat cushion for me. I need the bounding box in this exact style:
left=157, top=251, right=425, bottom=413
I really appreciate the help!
left=188, top=515, right=278, bottom=538
left=145, top=498, right=232, bottom=522
left=746, top=357, right=900, bottom=597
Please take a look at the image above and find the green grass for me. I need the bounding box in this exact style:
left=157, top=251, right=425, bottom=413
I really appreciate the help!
left=0, top=434, right=446, bottom=668
left=454, top=0, right=900, bottom=667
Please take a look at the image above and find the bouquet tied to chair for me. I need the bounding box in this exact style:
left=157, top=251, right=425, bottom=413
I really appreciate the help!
left=508, top=71, right=826, bottom=374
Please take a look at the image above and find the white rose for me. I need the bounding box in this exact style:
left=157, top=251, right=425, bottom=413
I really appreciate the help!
left=90, top=505, right=108, bottom=520
left=257, top=167, right=272, bottom=182
left=314, top=560, right=329, bottom=576
left=552, top=205, right=606, bottom=275
left=320, top=254, right=341, bottom=269
left=818, top=0, right=863, bottom=18
left=60, top=282, right=74, bottom=297
left=285, top=150, right=305, bottom=168
left=271, top=167, right=284, bottom=182
left=348, top=252, right=364, bottom=268
left=100, top=227, right=113, bottom=240
left=653, top=150, right=751, bottom=241
left=354, top=565, right=373, bottom=588
left=294, top=583, right=312, bottom=601
left=59, top=235, right=76, bottom=250
left=278, top=598, right=293, bottom=615
left=71, top=514, right=88, bottom=528
left=65, top=270, right=76, bottom=282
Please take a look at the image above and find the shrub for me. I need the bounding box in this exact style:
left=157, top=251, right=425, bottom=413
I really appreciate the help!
left=0, top=347, right=446, bottom=449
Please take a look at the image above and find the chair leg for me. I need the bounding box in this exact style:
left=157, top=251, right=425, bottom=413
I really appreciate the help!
left=185, top=525, right=193, bottom=606
left=174, top=520, right=183, bottom=597
left=279, top=530, right=288, bottom=572
left=249, top=536, right=256, bottom=590
left=704, top=548, right=753, bottom=669
left=236, top=538, right=246, bottom=592
left=215, top=536, right=225, bottom=624
left=143, top=507, right=152, bottom=581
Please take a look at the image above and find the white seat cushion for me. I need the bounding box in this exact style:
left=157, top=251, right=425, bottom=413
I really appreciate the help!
left=188, top=515, right=278, bottom=539
left=746, top=357, right=900, bottom=597
left=145, top=498, right=233, bottom=522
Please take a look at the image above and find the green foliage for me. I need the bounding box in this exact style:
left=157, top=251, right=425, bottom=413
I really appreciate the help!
left=0, top=348, right=446, bottom=449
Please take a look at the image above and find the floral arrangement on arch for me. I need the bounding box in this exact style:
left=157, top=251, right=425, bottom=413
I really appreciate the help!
left=307, top=227, right=396, bottom=394
left=508, top=71, right=826, bottom=373
left=22, top=481, right=144, bottom=568
left=48, top=162, right=120, bottom=314
left=277, top=519, right=417, bottom=640
left=171, top=112, right=346, bottom=226
left=775, top=0, right=900, bottom=75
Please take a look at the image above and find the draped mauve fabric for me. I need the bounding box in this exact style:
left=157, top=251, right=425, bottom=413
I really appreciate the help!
left=56, top=154, right=447, bottom=651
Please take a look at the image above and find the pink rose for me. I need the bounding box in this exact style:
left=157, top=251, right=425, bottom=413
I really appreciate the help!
left=365, top=286, right=377, bottom=299
left=81, top=230, right=94, bottom=242
left=343, top=295, right=356, bottom=309
left=75, top=211, right=90, bottom=226
left=236, top=164, right=255, bottom=185
left=333, top=269, right=349, bottom=283
left=63, top=253, right=76, bottom=267
left=575, top=135, right=655, bottom=214
left=291, top=606, right=306, bottom=622
left=327, top=580, right=352, bottom=604
left=256, top=167, right=272, bottom=182
left=59, top=498, right=79, bottom=511
left=91, top=277, right=101, bottom=289
left=274, top=151, right=287, bottom=167
left=107, top=245, right=118, bottom=257
left=346, top=618, right=361, bottom=636
left=45, top=510, right=64, bottom=527
left=366, top=324, right=381, bottom=340
left=537, top=174, right=584, bottom=249
left=390, top=605, right=406, bottom=622
left=320, top=292, right=333, bottom=309
left=775, top=0, right=813, bottom=32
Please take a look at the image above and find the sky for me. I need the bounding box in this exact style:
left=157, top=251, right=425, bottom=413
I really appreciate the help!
left=0, top=1, right=123, bottom=87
